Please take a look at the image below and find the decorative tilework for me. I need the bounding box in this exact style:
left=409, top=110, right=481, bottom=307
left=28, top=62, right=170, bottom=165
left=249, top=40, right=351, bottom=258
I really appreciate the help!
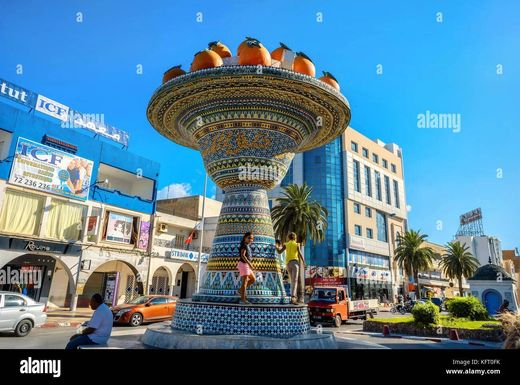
left=147, top=65, right=351, bottom=333
left=172, top=300, right=310, bottom=338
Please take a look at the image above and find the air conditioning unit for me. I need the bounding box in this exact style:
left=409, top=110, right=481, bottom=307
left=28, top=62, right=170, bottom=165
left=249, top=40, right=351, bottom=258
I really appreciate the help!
left=158, top=223, right=168, bottom=233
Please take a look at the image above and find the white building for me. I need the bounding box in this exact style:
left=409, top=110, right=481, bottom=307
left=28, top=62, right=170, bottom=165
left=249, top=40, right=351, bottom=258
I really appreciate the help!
left=456, top=235, right=503, bottom=268
left=149, top=196, right=221, bottom=299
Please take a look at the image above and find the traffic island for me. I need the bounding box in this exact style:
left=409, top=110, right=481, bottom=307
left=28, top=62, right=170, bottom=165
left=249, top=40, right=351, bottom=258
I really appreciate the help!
left=363, top=317, right=504, bottom=342
left=142, top=321, right=336, bottom=349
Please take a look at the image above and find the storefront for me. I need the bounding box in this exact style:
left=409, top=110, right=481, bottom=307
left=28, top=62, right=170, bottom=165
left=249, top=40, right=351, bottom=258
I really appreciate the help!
left=0, top=235, right=80, bottom=305
left=347, top=249, right=393, bottom=301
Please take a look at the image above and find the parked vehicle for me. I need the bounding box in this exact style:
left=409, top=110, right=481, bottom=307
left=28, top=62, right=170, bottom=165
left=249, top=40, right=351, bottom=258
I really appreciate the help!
left=111, top=295, right=177, bottom=326
left=390, top=303, right=407, bottom=315
left=0, top=291, right=47, bottom=337
left=421, top=297, right=445, bottom=312
left=307, top=286, right=378, bottom=327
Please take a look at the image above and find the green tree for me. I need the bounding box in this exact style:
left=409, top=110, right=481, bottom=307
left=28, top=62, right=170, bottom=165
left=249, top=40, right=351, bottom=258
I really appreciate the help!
left=271, top=183, right=328, bottom=301
left=440, top=241, right=479, bottom=297
left=394, top=230, right=435, bottom=299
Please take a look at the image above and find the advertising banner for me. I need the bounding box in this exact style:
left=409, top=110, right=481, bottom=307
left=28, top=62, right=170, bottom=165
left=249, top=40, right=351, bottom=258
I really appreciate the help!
left=1, top=78, right=129, bottom=147
left=8, top=137, right=93, bottom=201
left=137, top=221, right=150, bottom=250
left=168, top=247, right=209, bottom=263
left=349, top=265, right=391, bottom=282
left=35, top=94, right=70, bottom=122
left=306, top=266, right=347, bottom=286
left=0, top=78, right=36, bottom=108
left=106, top=212, right=133, bottom=244
left=87, top=216, right=99, bottom=236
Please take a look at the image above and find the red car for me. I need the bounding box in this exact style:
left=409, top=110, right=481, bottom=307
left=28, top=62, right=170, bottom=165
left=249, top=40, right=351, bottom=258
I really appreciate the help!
left=112, top=295, right=177, bottom=326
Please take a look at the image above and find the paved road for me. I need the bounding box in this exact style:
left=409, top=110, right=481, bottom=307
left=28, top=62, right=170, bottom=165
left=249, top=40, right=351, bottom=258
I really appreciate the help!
left=0, top=311, right=496, bottom=350
left=0, top=324, right=148, bottom=349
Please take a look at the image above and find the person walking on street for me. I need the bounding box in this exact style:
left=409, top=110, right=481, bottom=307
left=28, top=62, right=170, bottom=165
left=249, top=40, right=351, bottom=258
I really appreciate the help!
left=276, top=232, right=305, bottom=305
left=237, top=232, right=255, bottom=304
left=65, top=294, right=113, bottom=349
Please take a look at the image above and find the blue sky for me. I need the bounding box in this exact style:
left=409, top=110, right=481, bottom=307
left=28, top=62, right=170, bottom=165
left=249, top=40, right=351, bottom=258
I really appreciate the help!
left=1, top=0, right=518, bottom=249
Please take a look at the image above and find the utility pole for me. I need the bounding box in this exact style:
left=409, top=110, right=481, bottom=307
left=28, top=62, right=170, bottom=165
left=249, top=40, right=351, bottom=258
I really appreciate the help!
left=196, top=173, right=208, bottom=292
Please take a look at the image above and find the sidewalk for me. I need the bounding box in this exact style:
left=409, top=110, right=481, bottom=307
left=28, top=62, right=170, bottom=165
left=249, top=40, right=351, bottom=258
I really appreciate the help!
left=41, top=307, right=93, bottom=328
left=338, top=329, right=502, bottom=348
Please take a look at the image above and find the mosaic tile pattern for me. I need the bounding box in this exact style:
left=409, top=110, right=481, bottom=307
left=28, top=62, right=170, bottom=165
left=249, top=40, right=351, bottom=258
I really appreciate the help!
left=172, top=301, right=310, bottom=338
left=147, top=65, right=351, bottom=314
left=193, top=187, right=288, bottom=304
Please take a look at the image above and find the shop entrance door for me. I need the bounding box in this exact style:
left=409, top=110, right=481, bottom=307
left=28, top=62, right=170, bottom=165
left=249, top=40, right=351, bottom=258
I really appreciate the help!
left=180, top=271, right=189, bottom=299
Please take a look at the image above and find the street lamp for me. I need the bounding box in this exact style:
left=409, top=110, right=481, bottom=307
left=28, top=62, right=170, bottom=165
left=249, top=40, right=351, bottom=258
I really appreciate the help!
left=386, top=212, right=397, bottom=301
left=196, top=173, right=208, bottom=292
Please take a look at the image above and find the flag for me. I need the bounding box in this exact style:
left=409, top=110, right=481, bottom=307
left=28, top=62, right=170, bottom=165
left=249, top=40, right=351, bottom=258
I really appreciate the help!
left=185, top=231, right=195, bottom=245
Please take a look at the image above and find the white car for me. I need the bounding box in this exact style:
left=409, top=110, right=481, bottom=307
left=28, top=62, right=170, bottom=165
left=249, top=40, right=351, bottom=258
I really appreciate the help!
left=0, top=292, right=47, bottom=336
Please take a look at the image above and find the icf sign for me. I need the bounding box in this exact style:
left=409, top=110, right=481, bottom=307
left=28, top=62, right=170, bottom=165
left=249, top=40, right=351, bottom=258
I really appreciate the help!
left=35, top=94, right=69, bottom=122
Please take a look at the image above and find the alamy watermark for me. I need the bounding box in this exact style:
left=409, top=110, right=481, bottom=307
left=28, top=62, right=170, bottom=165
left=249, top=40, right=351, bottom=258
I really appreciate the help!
left=0, top=267, right=42, bottom=288
left=61, top=112, right=105, bottom=130
left=238, top=163, right=283, bottom=181
left=417, top=110, right=461, bottom=133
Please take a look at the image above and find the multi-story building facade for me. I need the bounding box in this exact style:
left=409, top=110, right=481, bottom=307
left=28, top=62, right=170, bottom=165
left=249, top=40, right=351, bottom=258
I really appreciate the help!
left=149, top=196, right=221, bottom=299
left=0, top=80, right=159, bottom=309
left=342, top=127, right=407, bottom=300
left=503, top=249, right=520, bottom=305
left=456, top=235, right=503, bottom=267
left=417, top=241, right=469, bottom=298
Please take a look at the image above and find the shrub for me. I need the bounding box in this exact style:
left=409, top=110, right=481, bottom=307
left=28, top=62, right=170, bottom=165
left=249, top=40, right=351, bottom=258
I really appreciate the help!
left=447, top=296, right=489, bottom=320
left=412, top=301, right=440, bottom=325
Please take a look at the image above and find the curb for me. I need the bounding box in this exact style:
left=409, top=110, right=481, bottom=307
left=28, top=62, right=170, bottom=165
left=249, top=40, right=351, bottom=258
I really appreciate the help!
left=340, top=330, right=500, bottom=348
left=40, top=321, right=83, bottom=328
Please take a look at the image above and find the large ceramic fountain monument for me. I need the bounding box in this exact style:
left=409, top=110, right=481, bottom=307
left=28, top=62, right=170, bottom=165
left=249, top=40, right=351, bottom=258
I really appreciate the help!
left=142, top=39, right=351, bottom=348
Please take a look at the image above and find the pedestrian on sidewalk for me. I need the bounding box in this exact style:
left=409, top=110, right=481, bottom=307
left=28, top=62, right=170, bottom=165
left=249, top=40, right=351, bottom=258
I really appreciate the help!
left=237, top=232, right=255, bottom=304
left=276, top=232, right=305, bottom=305
left=65, top=294, right=113, bottom=350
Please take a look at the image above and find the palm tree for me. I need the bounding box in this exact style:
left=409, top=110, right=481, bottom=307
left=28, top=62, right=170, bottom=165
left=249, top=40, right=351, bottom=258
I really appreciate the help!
left=440, top=241, right=479, bottom=297
left=271, top=183, right=328, bottom=301
left=394, top=230, right=435, bottom=299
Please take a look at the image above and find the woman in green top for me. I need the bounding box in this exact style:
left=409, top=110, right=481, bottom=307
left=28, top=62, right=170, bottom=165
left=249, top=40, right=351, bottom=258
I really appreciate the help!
left=276, top=232, right=305, bottom=305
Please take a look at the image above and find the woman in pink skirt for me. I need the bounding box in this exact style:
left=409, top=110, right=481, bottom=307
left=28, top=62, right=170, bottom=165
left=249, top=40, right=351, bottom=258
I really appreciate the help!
left=237, top=232, right=255, bottom=304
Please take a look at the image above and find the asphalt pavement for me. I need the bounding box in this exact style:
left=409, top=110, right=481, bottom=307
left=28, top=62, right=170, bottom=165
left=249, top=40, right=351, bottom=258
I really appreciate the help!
left=0, top=310, right=500, bottom=350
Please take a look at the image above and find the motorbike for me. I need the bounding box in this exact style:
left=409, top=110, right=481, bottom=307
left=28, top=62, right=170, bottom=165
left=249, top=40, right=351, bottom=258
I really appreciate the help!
left=390, top=303, right=406, bottom=315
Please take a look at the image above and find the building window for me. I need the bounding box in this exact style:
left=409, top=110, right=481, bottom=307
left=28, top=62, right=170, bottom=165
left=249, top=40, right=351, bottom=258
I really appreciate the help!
left=97, top=163, right=154, bottom=201
left=174, top=234, right=185, bottom=249
left=366, top=228, right=373, bottom=239
left=0, top=130, right=13, bottom=161
left=362, top=148, right=369, bottom=158
left=365, top=207, right=372, bottom=218
left=372, top=153, right=379, bottom=164
left=384, top=175, right=391, bottom=205
left=353, top=202, right=361, bottom=214
left=103, top=211, right=140, bottom=245
left=351, top=141, right=358, bottom=152
left=391, top=163, right=397, bottom=173
left=0, top=190, right=45, bottom=236
left=376, top=211, right=388, bottom=242
left=393, top=180, right=400, bottom=208
left=87, top=207, right=102, bottom=242
left=374, top=171, right=382, bottom=201
left=354, top=225, right=362, bottom=236
left=353, top=160, right=361, bottom=192
left=364, top=165, right=372, bottom=197
left=382, top=159, right=388, bottom=169
left=45, top=199, right=86, bottom=241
